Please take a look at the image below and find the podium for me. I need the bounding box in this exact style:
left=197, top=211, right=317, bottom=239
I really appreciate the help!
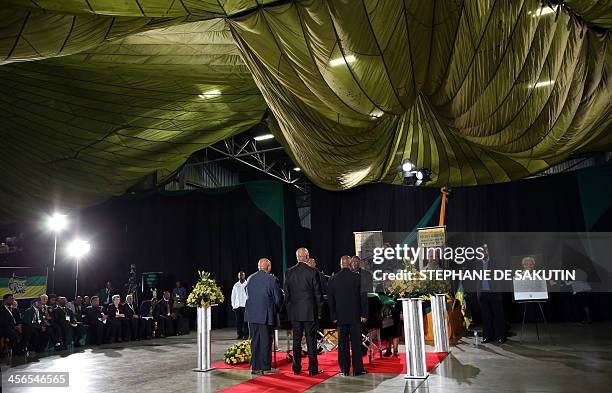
left=430, top=294, right=450, bottom=352
left=400, top=298, right=428, bottom=379
left=194, top=306, right=215, bottom=372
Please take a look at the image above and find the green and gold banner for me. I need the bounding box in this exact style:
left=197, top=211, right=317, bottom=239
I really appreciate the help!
left=0, top=269, right=48, bottom=299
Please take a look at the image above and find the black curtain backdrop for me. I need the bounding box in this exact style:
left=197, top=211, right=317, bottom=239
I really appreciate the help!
left=311, top=165, right=612, bottom=322
left=0, top=183, right=304, bottom=329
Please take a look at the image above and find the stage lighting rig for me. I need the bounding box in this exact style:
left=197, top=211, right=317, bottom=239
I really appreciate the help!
left=397, top=160, right=432, bottom=186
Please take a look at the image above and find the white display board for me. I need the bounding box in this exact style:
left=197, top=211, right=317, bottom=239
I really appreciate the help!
left=512, top=254, right=549, bottom=301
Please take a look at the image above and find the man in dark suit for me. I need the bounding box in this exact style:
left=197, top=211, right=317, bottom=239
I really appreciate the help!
left=351, top=256, right=374, bottom=294
left=158, top=291, right=175, bottom=336
left=22, top=298, right=47, bottom=353
left=245, top=258, right=281, bottom=375
left=0, top=293, right=23, bottom=354
left=99, top=281, right=114, bottom=305
left=85, top=296, right=111, bottom=345
left=284, top=247, right=323, bottom=376
left=123, top=294, right=141, bottom=340
left=477, top=244, right=506, bottom=344
left=307, top=258, right=329, bottom=295
left=139, top=298, right=157, bottom=339
left=329, top=256, right=369, bottom=376
left=54, top=296, right=83, bottom=349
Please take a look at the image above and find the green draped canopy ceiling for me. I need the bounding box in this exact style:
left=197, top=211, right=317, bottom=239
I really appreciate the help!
left=0, top=0, right=611, bottom=222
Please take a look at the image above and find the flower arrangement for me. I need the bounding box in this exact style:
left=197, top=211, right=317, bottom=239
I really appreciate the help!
left=384, top=263, right=451, bottom=299
left=186, top=271, right=224, bottom=308
left=224, top=340, right=251, bottom=365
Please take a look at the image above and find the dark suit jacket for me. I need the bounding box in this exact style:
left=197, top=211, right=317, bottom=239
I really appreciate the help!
left=284, top=262, right=323, bottom=322
left=99, top=288, right=113, bottom=305
left=22, top=307, right=44, bottom=330
left=0, top=305, right=17, bottom=335
left=53, top=306, right=76, bottom=324
left=139, top=301, right=160, bottom=320
left=11, top=308, right=21, bottom=325
left=328, top=268, right=368, bottom=324
left=123, top=302, right=138, bottom=318
left=318, top=271, right=329, bottom=295
left=105, top=304, right=125, bottom=319
left=158, top=298, right=172, bottom=317
left=72, top=305, right=85, bottom=322
left=244, top=270, right=281, bottom=325
left=356, top=268, right=374, bottom=293
left=84, top=305, right=105, bottom=325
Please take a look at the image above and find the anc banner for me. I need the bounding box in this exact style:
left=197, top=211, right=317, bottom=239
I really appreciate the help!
left=0, top=268, right=48, bottom=299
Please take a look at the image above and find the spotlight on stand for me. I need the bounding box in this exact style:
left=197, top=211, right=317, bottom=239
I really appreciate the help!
left=67, top=239, right=91, bottom=299
left=397, top=160, right=432, bottom=186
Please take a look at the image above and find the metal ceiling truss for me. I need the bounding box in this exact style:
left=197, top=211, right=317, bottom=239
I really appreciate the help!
left=188, top=136, right=308, bottom=193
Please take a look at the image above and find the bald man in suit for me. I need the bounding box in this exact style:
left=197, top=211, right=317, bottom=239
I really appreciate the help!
left=245, top=258, right=281, bottom=375
left=284, top=247, right=323, bottom=376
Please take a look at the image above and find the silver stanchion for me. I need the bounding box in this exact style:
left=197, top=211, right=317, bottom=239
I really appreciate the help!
left=401, top=298, right=428, bottom=379
left=430, top=294, right=450, bottom=353
left=194, top=306, right=214, bottom=372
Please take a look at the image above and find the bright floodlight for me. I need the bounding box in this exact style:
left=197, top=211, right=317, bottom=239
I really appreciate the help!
left=293, top=167, right=301, bottom=172
left=416, top=170, right=425, bottom=180
left=254, top=134, right=274, bottom=141
left=47, top=213, right=68, bottom=232
left=67, top=240, right=91, bottom=259
left=401, top=160, right=415, bottom=172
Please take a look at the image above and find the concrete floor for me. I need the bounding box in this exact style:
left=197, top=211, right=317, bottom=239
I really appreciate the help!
left=1, top=323, right=611, bottom=393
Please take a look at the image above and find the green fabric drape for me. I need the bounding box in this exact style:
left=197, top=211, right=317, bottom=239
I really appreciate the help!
left=0, top=1, right=610, bottom=222
left=245, top=181, right=287, bottom=274
left=401, top=194, right=443, bottom=246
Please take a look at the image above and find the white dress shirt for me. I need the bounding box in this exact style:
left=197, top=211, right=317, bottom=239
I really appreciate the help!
left=231, top=280, right=248, bottom=309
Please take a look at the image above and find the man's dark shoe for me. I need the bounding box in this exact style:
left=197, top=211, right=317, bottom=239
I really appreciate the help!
left=292, top=367, right=301, bottom=375
left=481, top=337, right=493, bottom=344
left=353, top=370, right=368, bottom=376
left=497, top=338, right=507, bottom=344
left=384, top=348, right=392, bottom=357
left=251, top=370, right=260, bottom=375
left=309, top=370, right=324, bottom=376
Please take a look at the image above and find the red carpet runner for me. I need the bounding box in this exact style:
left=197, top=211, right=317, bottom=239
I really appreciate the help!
left=215, top=351, right=448, bottom=393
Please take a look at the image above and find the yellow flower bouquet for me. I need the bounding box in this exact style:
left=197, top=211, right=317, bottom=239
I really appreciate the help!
left=187, top=271, right=224, bottom=308
left=224, top=340, right=251, bottom=365
left=384, top=263, right=451, bottom=299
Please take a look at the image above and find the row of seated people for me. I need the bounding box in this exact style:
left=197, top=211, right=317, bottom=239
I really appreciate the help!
left=0, top=291, right=186, bottom=356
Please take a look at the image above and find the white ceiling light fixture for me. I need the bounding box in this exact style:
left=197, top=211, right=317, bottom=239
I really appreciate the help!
left=529, top=80, right=555, bottom=88
left=528, top=5, right=558, bottom=17
left=329, top=55, right=356, bottom=67
left=254, top=134, right=274, bottom=141
left=369, top=109, right=384, bottom=118
left=198, top=89, right=221, bottom=99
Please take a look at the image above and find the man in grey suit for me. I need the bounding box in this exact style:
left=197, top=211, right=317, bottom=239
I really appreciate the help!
left=245, top=258, right=281, bottom=375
